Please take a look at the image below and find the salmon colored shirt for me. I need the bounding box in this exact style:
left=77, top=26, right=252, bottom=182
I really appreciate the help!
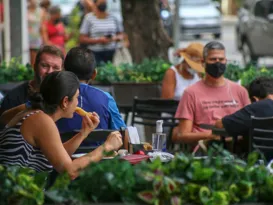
left=175, top=79, right=250, bottom=133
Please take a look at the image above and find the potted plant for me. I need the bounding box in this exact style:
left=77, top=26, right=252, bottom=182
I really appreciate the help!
left=44, top=146, right=273, bottom=205
left=0, top=165, right=45, bottom=205
left=0, top=58, right=33, bottom=94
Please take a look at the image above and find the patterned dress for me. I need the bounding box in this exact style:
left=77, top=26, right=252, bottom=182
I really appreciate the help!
left=0, top=111, right=52, bottom=172
left=28, top=8, right=42, bottom=50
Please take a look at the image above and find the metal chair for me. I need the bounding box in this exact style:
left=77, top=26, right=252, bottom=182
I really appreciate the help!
left=131, top=97, right=179, bottom=150
left=249, top=116, right=273, bottom=161
left=112, top=83, right=161, bottom=124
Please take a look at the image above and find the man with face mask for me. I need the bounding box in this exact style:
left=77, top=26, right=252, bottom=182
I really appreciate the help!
left=79, top=0, right=124, bottom=65
left=161, top=43, right=204, bottom=100
left=172, top=41, right=250, bottom=145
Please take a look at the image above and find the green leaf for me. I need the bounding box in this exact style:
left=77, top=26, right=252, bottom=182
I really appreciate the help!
left=237, top=181, right=253, bottom=199
left=137, top=191, right=156, bottom=204
left=170, top=195, right=182, bottom=205
left=247, top=151, right=259, bottom=167
left=229, top=184, right=240, bottom=203
left=164, top=177, right=177, bottom=194
left=199, top=186, right=211, bottom=204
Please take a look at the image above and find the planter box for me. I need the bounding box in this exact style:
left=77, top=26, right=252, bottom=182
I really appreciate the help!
left=84, top=203, right=271, bottom=205
left=91, top=82, right=162, bottom=123
left=0, top=81, right=25, bottom=94
left=111, top=82, right=161, bottom=107
left=91, top=82, right=162, bottom=106
left=48, top=203, right=272, bottom=205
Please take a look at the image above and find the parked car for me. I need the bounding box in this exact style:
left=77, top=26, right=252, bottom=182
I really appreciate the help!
left=169, top=0, right=222, bottom=39
left=236, top=0, right=273, bottom=65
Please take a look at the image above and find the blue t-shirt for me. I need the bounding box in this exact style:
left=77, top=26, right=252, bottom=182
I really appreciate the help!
left=56, top=83, right=126, bottom=133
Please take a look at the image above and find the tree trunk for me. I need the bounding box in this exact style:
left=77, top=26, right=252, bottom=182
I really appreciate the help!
left=121, top=0, right=173, bottom=63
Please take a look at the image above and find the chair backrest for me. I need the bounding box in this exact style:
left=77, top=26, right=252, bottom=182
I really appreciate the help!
left=131, top=97, right=179, bottom=128
left=131, top=97, right=179, bottom=150
left=61, top=128, right=126, bottom=153
left=112, top=83, right=161, bottom=108
left=249, top=116, right=273, bottom=160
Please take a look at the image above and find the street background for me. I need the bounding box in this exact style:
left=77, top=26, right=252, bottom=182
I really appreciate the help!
left=168, top=16, right=273, bottom=68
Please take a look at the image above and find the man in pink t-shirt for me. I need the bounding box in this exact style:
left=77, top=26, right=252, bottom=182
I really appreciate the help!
left=173, top=41, right=250, bottom=144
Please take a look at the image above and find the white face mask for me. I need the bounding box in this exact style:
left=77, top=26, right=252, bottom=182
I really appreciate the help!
left=187, top=68, right=196, bottom=75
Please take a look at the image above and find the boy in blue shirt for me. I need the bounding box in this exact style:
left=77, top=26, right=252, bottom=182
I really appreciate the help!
left=56, top=47, right=126, bottom=133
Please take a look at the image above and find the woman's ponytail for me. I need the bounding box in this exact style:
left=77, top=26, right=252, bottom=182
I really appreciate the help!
left=29, top=92, right=45, bottom=110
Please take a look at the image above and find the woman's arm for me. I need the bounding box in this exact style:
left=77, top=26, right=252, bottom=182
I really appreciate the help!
left=41, top=23, right=52, bottom=45
left=79, top=34, right=111, bottom=45
left=84, top=0, right=95, bottom=12
left=28, top=112, right=122, bottom=180
left=40, top=8, right=47, bottom=23
left=63, top=23, right=73, bottom=42
left=67, top=132, right=122, bottom=179
left=122, top=33, right=130, bottom=48
left=62, top=112, right=100, bottom=155
left=161, top=68, right=176, bottom=99
left=0, top=104, right=26, bottom=125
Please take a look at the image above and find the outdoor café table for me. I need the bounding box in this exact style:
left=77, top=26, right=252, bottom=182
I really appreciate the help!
left=199, top=124, right=238, bottom=153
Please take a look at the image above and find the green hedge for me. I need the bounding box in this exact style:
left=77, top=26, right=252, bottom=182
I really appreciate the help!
left=0, top=58, right=33, bottom=84
left=2, top=146, right=273, bottom=205
left=0, top=58, right=270, bottom=87
left=95, top=58, right=170, bottom=84
left=0, top=58, right=171, bottom=84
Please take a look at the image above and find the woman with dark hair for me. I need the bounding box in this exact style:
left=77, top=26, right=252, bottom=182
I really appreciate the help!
left=0, top=71, right=123, bottom=180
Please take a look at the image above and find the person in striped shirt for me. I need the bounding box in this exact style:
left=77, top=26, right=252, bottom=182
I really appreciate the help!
left=79, top=0, right=124, bottom=65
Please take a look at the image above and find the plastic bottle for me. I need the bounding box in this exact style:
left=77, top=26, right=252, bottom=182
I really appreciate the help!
left=152, top=120, right=167, bottom=152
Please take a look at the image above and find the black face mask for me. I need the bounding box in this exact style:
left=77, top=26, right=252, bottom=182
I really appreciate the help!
left=97, top=3, right=107, bottom=12
left=54, top=18, right=61, bottom=25
left=205, top=62, right=226, bottom=78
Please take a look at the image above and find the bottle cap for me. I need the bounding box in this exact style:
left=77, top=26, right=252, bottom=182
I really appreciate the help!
left=156, top=120, right=163, bottom=133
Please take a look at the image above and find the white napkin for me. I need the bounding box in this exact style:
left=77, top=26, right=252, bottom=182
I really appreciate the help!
left=127, top=126, right=140, bottom=144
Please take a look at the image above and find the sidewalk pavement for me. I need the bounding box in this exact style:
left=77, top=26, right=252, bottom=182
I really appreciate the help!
left=222, top=15, right=238, bottom=25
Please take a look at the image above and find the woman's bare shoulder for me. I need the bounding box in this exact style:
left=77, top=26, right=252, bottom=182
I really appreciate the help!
left=20, top=110, right=59, bottom=148
left=23, top=110, right=54, bottom=127
left=163, top=67, right=176, bottom=80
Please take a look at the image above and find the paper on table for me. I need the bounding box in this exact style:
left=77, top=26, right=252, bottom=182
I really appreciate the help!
left=127, top=126, right=140, bottom=144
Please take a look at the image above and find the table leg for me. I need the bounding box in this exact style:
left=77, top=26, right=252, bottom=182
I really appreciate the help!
left=124, top=111, right=129, bottom=125
left=232, top=136, right=238, bottom=153
left=221, top=136, right=227, bottom=149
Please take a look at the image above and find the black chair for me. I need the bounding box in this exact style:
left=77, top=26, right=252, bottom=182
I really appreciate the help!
left=112, top=83, right=161, bottom=124
left=131, top=97, right=179, bottom=150
left=61, top=128, right=126, bottom=154
left=249, top=116, right=273, bottom=161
